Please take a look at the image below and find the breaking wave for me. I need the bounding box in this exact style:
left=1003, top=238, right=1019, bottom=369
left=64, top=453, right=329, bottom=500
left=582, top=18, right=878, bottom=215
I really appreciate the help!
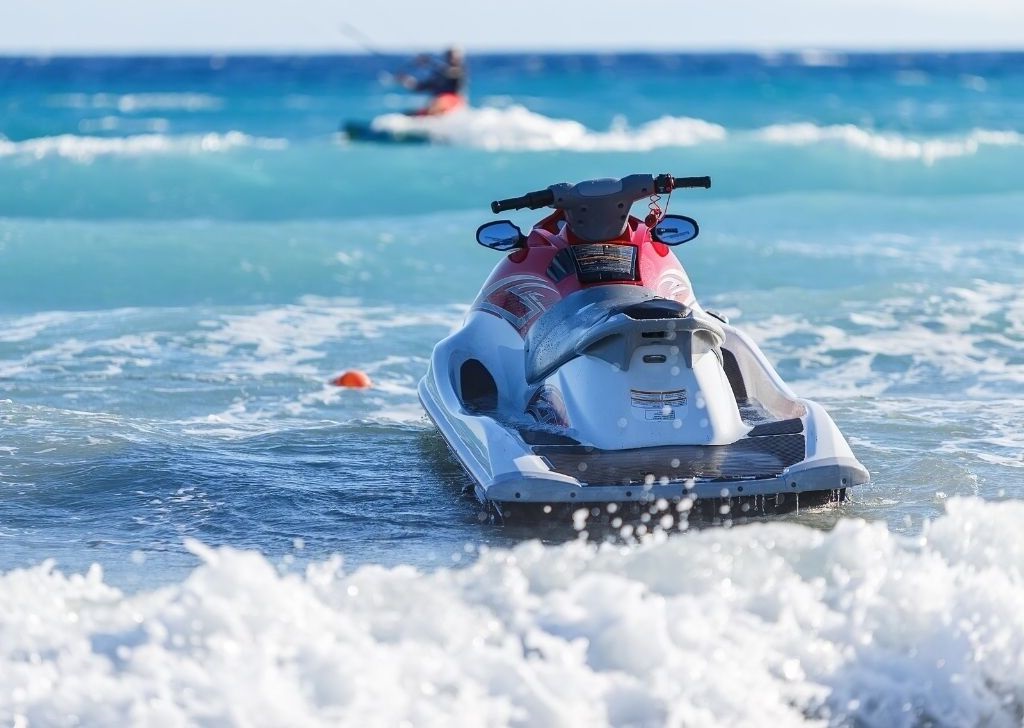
left=366, top=106, right=728, bottom=151
left=2, top=498, right=1024, bottom=726
left=1, top=112, right=1019, bottom=168
left=0, top=131, right=287, bottom=161
left=360, top=106, right=1023, bottom=161
left=755, top=124, right=1024, bottom=164
left=47, top=92, right=225, bottom=112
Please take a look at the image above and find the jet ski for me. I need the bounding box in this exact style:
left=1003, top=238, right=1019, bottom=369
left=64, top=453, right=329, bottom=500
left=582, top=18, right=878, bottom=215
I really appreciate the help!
left=419, top=173, right=869, bottom=521
left=340, top=119, right=432, bottom=144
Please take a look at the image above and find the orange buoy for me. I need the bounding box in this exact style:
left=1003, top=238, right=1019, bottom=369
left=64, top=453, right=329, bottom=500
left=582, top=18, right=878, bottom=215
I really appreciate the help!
left=331, top=370, right=372, bottom=388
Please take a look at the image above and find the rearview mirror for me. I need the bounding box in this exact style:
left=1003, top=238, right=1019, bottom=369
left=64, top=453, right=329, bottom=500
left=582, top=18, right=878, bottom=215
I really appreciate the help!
left=651, top=215, right=699, bottom=246
left=476, top=220, right=525, bottom=251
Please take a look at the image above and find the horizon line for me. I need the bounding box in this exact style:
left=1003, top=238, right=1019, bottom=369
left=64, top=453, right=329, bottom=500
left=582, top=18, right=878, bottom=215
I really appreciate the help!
left=2, top=45, right=1023, bottom=58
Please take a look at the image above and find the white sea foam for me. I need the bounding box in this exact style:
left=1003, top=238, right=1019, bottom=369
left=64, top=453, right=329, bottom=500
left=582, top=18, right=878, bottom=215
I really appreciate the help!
left=368, top=106, right=727, bottom=151
left=364, top=107, right=1023, bottom=163
left=48, top=92, right=224, bottom=112
left=0, top=300, right=459, bottom=434
left=0, top=328, right=165, bottom=381
left=198, top=297, right=461, bottom=378
left=796, top=49, right=848, bottom=68
left=733, top=280, right=1024, bottom=400
left=178, top=301, right=455, bottom=434
left=755, top=123, right=1024, bottom=164
left=0, top=132, right=287, bottom=161
left=0, top=311, right=76, bottom=343
left=4, top=112, right=1018, bottom=164
left=2, top=498, right=1023, bottom=726
left=705, top=276, right=1024, bottom=476
left=77, top=116, right=171, bottom=134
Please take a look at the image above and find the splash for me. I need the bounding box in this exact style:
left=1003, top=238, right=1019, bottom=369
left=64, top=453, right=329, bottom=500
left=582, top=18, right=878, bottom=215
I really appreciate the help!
left=2, top=498, right=1024, bottom=725
left=367, top=106, right=727, bottom=151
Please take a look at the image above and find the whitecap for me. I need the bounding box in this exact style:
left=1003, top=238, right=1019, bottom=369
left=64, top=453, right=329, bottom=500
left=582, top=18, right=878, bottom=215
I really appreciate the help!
left=754, top=123, right=1024, bottom=164
left=366, top=105, right=727, bottom=151
left=0, top=132, right=288, bottom=161
left=358, top=106, right=1022, bottom=164
left=47, top=92, right=224, bottom=112
left=732, top=280, right=1024, bottom=400
left=796, top=49, right=848, bottom=67
left=3, top=498, right=1024, bottom=725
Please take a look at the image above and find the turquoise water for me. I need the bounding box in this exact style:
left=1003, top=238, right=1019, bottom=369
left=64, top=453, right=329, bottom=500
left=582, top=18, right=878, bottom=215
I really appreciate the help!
left=2, top=53, right=1024, bottom=724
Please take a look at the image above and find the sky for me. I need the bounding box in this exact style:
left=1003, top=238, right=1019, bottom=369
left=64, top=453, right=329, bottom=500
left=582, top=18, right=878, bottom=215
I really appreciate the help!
left=3, top=0, right=1023, bottom=54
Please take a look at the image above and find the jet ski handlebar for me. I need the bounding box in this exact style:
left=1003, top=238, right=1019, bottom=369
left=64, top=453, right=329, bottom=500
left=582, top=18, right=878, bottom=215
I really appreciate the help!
left=490, top=174, right=711, bottom=213
left=668, top=175, right=712, bottom=190
left=490, top=188, right=555, bottom=213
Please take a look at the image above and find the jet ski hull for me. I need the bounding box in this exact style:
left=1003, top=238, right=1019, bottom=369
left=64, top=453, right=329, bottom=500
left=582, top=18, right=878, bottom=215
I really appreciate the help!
left=340, top=120, right=431, bottom=144
left=417, top=321, right=869, bottom=520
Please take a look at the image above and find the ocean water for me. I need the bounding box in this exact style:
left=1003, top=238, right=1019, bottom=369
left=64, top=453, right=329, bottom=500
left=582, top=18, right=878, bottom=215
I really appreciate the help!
left=1, top=52, right=1023, bottom=725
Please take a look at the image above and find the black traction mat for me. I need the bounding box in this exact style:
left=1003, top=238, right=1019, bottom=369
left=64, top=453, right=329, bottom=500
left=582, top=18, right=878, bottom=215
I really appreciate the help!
left=534, top=433, right=806, bottom=484
left=747, top=417, right=804, bottom=437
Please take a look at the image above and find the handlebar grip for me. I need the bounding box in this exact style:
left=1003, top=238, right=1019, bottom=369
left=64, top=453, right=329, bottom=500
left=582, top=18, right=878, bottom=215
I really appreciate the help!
left=490, top=189, right=555, bottom=213
left=673, top=176, right=711, bottom=189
